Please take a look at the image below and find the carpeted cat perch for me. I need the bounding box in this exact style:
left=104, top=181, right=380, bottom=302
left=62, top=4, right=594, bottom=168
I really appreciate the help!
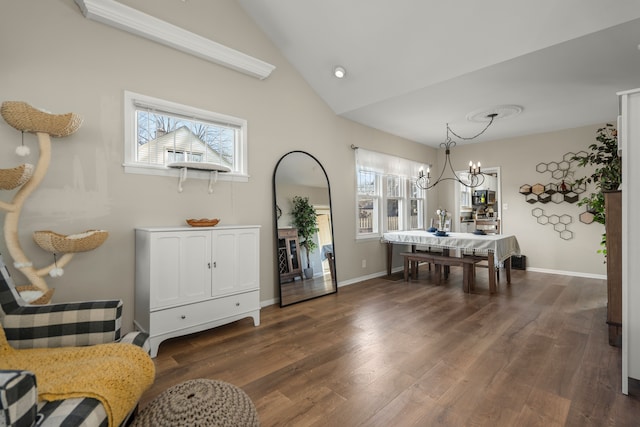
left=0, top=101, right=108, bottom=303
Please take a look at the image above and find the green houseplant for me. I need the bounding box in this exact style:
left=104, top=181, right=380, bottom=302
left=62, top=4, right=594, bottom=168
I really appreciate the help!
left=573, top=123, right=621, bottom=256
left=291, top=196, right=319, bottom=279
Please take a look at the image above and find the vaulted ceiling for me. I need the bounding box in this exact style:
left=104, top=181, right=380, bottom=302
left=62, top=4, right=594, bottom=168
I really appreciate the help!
left=238, top=1, right=640, bottom=147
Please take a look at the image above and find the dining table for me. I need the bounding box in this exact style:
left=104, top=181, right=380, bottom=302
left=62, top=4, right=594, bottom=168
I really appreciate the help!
left=382, top=230, right=521, bottom=293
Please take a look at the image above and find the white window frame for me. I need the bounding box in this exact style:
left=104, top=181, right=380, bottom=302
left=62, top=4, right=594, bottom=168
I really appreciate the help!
left=123, top=91, right=248, bottom=182
left=355, top=148, right=427, bottom=240
left=356, top=170, right=381, bottom=237
left=409, top=180, right=426, bottom=230
left=385, top=175, right=404, bottom=232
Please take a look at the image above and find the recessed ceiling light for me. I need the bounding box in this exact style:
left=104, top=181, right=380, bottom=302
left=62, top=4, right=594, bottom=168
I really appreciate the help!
left=334, top=66, right=346, bottom=79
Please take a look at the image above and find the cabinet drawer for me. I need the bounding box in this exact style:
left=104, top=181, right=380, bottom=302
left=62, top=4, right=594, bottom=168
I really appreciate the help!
left=150, top=291, right=259, bottom=335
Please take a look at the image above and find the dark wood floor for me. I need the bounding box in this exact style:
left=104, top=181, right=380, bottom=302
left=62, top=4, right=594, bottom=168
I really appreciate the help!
left=140, top=267, right=640, bottom=426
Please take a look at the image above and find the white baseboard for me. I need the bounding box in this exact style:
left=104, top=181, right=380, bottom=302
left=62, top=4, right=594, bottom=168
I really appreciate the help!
left=337, top=267, right=405, bottom=288
left=524, top=267, right=606, bottom=280
left=263, top=266, right=605, bottom=308
left=261, top=298, right=279, bottom=308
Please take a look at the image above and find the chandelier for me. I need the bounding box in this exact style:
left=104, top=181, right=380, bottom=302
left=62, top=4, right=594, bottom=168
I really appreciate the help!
left=416, top=113, right=498, bottom=190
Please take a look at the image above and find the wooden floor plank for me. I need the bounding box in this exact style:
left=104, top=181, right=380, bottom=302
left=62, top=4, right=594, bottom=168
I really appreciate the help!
left=139, top=269, right=640, bottom=426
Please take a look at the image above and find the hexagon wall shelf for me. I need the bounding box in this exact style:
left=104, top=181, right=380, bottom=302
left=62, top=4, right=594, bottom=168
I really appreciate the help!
left=579, top=211, right=595, bottom=224
left=531, top=207, right=574, bottom=240
left=519, top=151, right=588, bottom=205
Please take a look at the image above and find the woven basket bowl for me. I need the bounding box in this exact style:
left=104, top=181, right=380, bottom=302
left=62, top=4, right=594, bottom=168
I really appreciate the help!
left=33, top=230, right=108, bottom=253
left=16, top=286, right=54, bottom=305
left=0, top=164, right=34, bottom=190
left=186, top=218, right=220, bottom=227
left=1, top=101, right=82, bottom=137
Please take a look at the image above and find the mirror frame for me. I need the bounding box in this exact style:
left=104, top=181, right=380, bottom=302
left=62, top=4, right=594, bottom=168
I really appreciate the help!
left=273, top=150, right=337, bottom=307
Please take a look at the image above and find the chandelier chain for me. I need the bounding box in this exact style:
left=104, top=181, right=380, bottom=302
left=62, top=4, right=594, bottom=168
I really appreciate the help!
left=446, top=113, right=497, bottom=141
left=416, top=113, right=499, bottom=190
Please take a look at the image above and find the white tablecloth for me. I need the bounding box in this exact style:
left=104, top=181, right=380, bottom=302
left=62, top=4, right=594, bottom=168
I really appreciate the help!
left=382, top=231, right=521, bottom=263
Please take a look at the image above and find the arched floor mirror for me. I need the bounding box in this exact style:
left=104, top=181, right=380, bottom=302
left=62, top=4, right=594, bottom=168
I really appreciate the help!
left=273, top=151, right=337, bottom=307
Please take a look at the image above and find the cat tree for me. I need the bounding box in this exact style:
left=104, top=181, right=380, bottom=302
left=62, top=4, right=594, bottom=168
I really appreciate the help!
left=0, top=101, right=108, bottom=303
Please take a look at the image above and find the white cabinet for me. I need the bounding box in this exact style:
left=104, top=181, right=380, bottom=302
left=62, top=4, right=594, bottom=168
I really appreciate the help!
left=459, top=222, right=474, bottom=233
left=619, top=88, right=640, bottom=393
left=135, top=225, right=260, bottom=357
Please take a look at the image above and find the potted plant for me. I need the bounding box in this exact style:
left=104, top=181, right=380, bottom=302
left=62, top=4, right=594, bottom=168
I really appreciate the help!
left=573, top=123, right=622, bottom=256
left=291, top=195, right=319, bottom=279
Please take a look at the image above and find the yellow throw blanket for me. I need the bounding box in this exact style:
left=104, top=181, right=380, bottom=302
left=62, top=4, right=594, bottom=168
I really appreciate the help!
left=0, top=326, right=155, bottom=427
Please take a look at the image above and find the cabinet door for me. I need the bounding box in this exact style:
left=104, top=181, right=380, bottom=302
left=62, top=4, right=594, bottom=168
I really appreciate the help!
left=150, top=231, right=211, bottom=309
left=211, top=228, right=259, bottom=296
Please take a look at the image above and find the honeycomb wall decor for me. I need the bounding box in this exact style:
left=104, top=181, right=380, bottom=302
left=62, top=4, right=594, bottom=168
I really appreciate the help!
left=579, top=211, right=596, bottom=224
left=531, top=207, right=574, bottom=240
left=520, top=151, right=590, bottom=239
left=518, top=151, right=588, bottom=205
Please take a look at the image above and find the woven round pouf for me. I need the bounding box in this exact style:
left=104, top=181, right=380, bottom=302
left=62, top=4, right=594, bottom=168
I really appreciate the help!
left=133, top=379, right=259, bottom=427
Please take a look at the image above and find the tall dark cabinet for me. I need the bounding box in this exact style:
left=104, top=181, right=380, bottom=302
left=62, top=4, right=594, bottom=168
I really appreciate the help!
left=605, top=190, right=622, bottom=347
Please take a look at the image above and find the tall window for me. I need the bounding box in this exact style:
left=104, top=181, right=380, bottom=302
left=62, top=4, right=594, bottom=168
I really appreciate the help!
left=357, top=170, right=379, bottom=235
left=409, top=181, right=425, bottom=229
left=355, top=148, right=427, bottom=239
left=386, top=176, right=403, bottom=231
left=123, top=91, right=248, bottom=181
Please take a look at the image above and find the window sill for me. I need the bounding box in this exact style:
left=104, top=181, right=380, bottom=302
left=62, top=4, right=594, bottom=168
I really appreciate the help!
left=356, top=233, right=382, bottom=242
left=123, top=163, right=249, bottom=183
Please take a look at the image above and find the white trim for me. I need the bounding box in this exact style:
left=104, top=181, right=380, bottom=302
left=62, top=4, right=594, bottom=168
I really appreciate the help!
left=74, top=0, right=275, bottom=80
left=122, top=163, right=249, bottom=183
left=338, top=267, right=405, bottom=287
left=340, top=267, right=605, bottom=288
left=525, top=267, right=606, bottom=280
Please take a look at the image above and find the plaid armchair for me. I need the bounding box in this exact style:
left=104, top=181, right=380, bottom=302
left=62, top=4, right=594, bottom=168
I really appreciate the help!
left=0, top=254, right=150, bottom=426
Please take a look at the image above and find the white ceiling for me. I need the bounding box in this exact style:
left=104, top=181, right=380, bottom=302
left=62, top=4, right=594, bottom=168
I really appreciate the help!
left=238, top=0, right=640, bottom=147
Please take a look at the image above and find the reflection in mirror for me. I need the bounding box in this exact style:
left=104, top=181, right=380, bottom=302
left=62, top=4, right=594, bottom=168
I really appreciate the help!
left=273, top=151, right=337, bottom=307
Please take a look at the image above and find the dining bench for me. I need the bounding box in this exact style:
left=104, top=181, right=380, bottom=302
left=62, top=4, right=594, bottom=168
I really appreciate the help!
left=400, top=251, right=481, bottom=293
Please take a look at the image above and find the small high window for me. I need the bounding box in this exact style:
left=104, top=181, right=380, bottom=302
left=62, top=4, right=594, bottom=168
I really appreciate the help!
left=123, top=91, right=248, bottom=181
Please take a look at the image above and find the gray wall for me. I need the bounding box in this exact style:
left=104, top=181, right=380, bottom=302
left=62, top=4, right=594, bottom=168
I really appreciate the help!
left=439, top=125, right=608, bottom=275
left=0, top=1, right=605, bottom=333
left=0, top=0, right=434, bottom=331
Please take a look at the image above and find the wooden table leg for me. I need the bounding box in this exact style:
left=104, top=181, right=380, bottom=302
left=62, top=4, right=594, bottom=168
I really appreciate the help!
left=434, top=264, right=442, bottom=285
left=404, top=256, right=409, bottom=281
left=443, top=248, right=450, bottom=279
left=463, top=264, right=471, bottom=293
left=327, top=252, right=336, bottom=284
left=504, top=256, right=512, bottom=284
left=386, top=242, right=393, bottom=276
left=488, top=250, right=496, bottom=294
left=411, top=244, right=417, bottom=278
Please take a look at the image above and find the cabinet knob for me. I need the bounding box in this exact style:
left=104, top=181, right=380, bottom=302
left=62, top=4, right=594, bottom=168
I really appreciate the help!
left=235, top=302, right=240, bottom=307
left=180, top=315, right=186, bottom=319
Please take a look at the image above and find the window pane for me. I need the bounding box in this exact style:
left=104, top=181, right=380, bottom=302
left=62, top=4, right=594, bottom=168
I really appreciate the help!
left=387, top=176, right=402, bottom=197
left=410, top=180, right=424, bottom=199
left=357, top=170, right=377, bottom=195
left=358, top=198, right=378, bottom=234
left=387, top=199, right=401, bottom=231
left=135, top=109, right=235, bottom=169
left=410, top=199, right=423, bottom=229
